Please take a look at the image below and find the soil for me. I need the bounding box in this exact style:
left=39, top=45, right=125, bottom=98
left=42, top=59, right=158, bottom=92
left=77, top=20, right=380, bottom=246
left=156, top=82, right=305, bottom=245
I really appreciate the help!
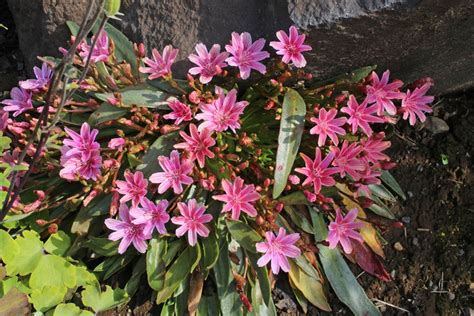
left=1, top=2, right=472, bottom=315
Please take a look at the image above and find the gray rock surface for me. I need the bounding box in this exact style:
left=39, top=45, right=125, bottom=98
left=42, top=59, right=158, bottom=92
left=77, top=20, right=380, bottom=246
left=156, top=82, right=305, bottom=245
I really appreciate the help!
left=6, top=0, right=474, bottom=95
left=288, top=0, right=411, bottom=28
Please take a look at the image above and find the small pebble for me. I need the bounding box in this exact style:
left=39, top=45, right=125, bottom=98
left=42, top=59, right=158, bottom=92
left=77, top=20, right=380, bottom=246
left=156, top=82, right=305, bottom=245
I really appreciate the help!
left=407, top=191, right=414, bottom=198
left=402, top=216, right=411, bottom=224
left=394, top=242, right=404, bottom=251
left=457, top=249, right=465, bottom=256
left=412, top=238, right=419, bottom=246
left=390, top=270, right=396, bottom=279
left=448, top=292, right=455, bottom=301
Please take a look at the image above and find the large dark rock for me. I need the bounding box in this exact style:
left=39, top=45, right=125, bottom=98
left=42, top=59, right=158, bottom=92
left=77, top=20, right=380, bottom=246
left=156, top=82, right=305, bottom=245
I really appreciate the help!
left=7, top=0, right=474, bottom=95
left=304, top=0, right=474, bottom=94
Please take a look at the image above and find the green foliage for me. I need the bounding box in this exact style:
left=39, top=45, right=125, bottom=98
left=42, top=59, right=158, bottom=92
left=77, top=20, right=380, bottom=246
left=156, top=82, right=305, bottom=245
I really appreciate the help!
left=81, top=282, right=128, bottom=312
left=311, top=212, right=381, bottom=316
left=0, top=229, right=127, bottom=313
left=273, top=89, right=306, bottom=198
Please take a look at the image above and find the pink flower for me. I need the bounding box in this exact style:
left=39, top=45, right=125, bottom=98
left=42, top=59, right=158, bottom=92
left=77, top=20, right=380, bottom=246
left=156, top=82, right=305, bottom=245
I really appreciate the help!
left=19, top=63, right=53, bottom=90
left=174, top=124, right=215, bottom=168
left=130, top=198, right=170, bottom=235
left=365, top=70, right=404, bottom=115
left=354, top=166, right=382, bottom=197
left=188, top=43, right=228, bottom=84
left=340, top=95, right=384, bottom=136
left=0, top=110, right=8, bottom=131
left=108, top=137, right=126, bottom=151
left=327, top=208, right=364, bottom=254
left=212, top=177, right=260, bottom=220
left=139, top=45, right=178, bottom=80
left=105, top=203, right=151, bottom=254
left=360, top=132, right=391, bottom=164
left=225, top=32, right=270, bottom=79
left=269, top=26, right=312, bottom=68
left=330, top=141, right=365, bottom=180
left=256, top=227, right=301, bottom=274
left=309, top=108, right=347, bottom=146
left=116, top=170, right=148, bottom=208
left=195, top=86, right=248, bottom=132
left=79, top=31, right=109, bottom=63
left=171, top=199, right=213, bottom=246
left=294, top=148, right=338, bottom=194
left=149, top=150, right=193, bottom=194
left=60, top=123, right=102, bottom=181
left=1, top=87, right=33, bottom=117
left=163, top=99, right=192, bottom=125
left=400, top=83, right=434, bottom=125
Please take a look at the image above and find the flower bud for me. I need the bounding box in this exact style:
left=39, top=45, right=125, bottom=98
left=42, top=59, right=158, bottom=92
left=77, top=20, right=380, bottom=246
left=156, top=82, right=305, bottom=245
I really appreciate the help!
left=48, top=223, right=58, bottom=234
left=104, top=0, right=121, bottom=17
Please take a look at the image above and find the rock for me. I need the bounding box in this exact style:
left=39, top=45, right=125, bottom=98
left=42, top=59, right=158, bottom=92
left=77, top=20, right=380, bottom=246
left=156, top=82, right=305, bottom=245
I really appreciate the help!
left=288, top=0, right=410, bottom=28
left=412, top=237, right=419, bottom=247
left=304, top=0, right=474, bottom=95
left=448, top=292, right=455, bottom=301
left=423, top=117, right=450, bottom=135
left=7, top=0, right=474, bottom=95
left=394, top=242, right=404, bottom=251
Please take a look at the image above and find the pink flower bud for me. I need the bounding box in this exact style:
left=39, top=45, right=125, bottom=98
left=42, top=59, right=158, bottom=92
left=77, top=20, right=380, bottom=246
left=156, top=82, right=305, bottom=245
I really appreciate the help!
left=108, top=137, right=126, bottom=150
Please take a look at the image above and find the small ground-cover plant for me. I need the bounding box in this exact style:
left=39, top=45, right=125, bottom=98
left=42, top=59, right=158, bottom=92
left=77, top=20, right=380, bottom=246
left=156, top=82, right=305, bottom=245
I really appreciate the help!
left=0, top=1, right=434, bottom=314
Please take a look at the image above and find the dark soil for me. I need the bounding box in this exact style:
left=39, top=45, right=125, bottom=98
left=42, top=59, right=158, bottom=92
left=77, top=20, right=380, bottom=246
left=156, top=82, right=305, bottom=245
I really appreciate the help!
left=359, top=92, right=474, bottom=315
left=1, top=1, right=472, bottom=315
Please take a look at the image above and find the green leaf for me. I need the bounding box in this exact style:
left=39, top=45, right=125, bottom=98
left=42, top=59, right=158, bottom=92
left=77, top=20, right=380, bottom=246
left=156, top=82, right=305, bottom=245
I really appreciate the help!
left=75, top=265, right=97, bottom=287
left=250, top=277, right=277, bottom=316
left=0, top=230, right=19, bottom=262
left=4, top=231, right=43, bottom=276
left=88, top=102, right=128, bottom=126
left=273, top=88, right=306, bottom=198
left=288, top=260, right=331, bottom=311
left=197, top=293, right=220, bottom=316
left=0, top=276, right=30, bottom=296
left=30, top=285, right=67, bottom=312
left=350, top=65, right=377, bottom=83
left=380, top=170, right=406, bottom=200
left=200, top=233, right=219, bottom=270
left=147, top=79, right=192, bottom=95
left=0, top=287, right=30, bottom=315
left=146, top=237, right=167, bottom=291
left=104, top=23, right=138, bottom=75
left=248, top=253, right=271, bottom=306
left=136, top=132, right=180, bottom=178
left=95, top=84, right=171, bottom=108
left=283, top=205, right=313, bottom=234
left=94, top=253, right=135, bottom=280
left=226, top=220, right=261, bottom=253
left=368, top=184, right=396, bottom=202
left=44, top=231, right=71, bottom=256
left=156, top=245, right=201, bottom=304
left=84, top=237, right=119, bottom=256
left=53, top=303, right=94, bottom=316
left=29, top=255, right=77, bottom=289
left=81, top=282, right=128, bottom=312
left=278, top=191, right=308, bottom=205
left=125, top=256, right=146, bottom=296
left=213, top=239, right=242, bottom=315
left=66, top=21, right=80, bottom=36
left=311, top=211, right=381, bottom=316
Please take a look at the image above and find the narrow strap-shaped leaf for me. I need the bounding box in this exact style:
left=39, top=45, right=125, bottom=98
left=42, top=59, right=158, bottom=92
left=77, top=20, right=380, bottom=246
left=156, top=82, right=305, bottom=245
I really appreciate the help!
left=311, top=211, right=381, bottom=316
left=273, top=88, right=306, bottom=198
left=381, top=170, right=406, bottom=200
